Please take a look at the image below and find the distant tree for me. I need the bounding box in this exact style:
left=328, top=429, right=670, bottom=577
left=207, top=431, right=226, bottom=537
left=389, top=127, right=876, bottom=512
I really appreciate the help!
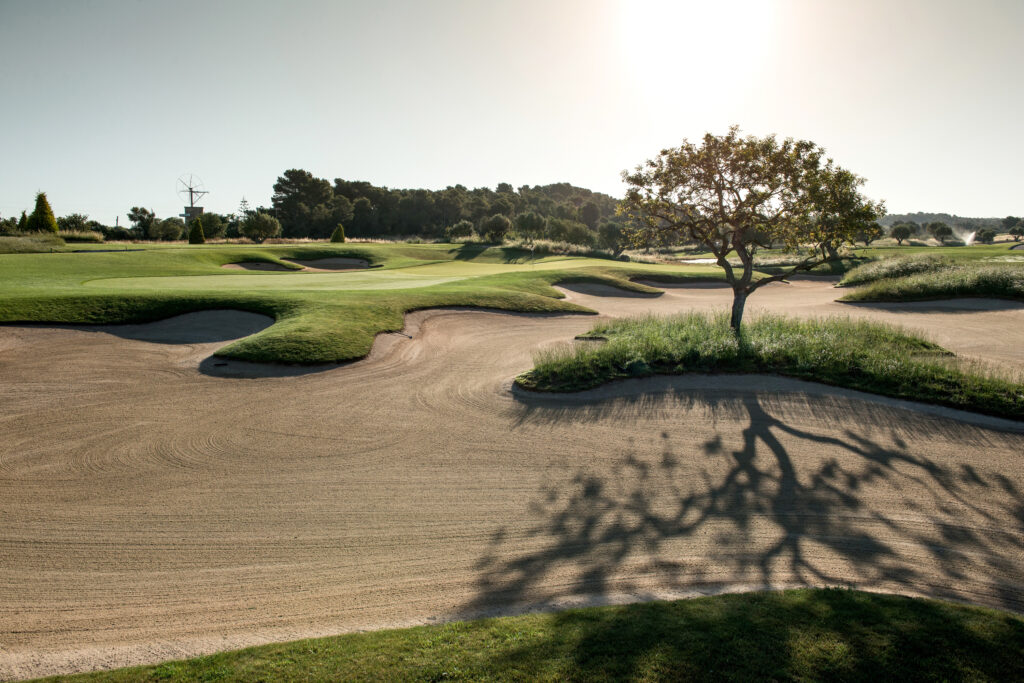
left=26, top=192, right=59, bottom=233
left=890, top=224, right=913, bottom=245
left=928, top=222, right=953, bottom=244
left=597, top=222, right=626, bottom=256
left=621, top=127, right=884, bottom=330
left=196, top=213, right=225, bottom=239
left=188, top=217, right=206, bottom=244
left=272, top=169, right=335, bottom=238
left=17, top=211, right=28, bottom=232
left=1002, top=216, right=1020, bottom=232
left=580, top=201, right=601, bottom=229
left=975, top=228, right=996, bottom=244
left=238, top=197, right=251, bottom=218
left=514, top=212, right=547, bottom=241
left=330, top=224, right=345, bottom=242
left=1009, top=225, right=1024, bottom=241
left=0, top=215, right=17, bottom=234
left=149, top=217, right=185, bottom=241
left=241, top=212, right=281, bottom=243
left=444, top=219, right=474, bottom=241
left=490, top=195, right=515, bottom=218
left=481, top=214, right=512, bottom=243
left=128, top=207, right=156, bottom=234
left=57, top=213, right=89, bottom=232
left=854, top=222, right=884, bottom=247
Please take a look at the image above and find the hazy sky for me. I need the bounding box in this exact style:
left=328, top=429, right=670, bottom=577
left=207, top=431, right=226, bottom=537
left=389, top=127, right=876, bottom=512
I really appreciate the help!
left=1, top=0, right=1022, bottom=225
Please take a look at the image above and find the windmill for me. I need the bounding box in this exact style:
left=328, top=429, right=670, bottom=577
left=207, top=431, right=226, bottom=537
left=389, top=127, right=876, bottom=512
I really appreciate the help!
left=177, top=174, right=209, bottom=226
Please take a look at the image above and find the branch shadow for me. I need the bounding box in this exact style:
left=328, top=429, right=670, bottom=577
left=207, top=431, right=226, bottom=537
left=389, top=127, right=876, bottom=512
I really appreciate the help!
left=462, top=382, right=1024, bottom=635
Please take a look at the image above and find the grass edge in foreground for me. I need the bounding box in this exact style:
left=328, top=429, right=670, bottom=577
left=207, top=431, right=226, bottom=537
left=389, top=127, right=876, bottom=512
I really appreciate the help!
left=515, top=313, right=1024, bottom=421
left=32, top=589, right=1024, bottom=682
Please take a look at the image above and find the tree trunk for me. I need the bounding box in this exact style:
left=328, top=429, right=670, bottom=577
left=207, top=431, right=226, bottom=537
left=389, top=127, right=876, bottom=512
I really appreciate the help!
left=730, top=288, right=747, bottom=332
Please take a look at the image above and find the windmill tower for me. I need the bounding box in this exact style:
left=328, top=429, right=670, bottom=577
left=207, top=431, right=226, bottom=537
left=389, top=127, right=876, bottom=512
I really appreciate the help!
left=177, top=174, right=209, bottom=225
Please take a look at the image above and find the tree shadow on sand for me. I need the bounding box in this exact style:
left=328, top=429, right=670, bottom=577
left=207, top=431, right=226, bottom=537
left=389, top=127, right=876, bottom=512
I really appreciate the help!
left=462, top=385, right=1024, bottom=627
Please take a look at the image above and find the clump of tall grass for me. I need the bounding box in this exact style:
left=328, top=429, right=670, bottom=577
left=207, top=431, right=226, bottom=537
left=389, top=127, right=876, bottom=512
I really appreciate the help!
left=0, top=233, right=66, bottom=254
left=517, top=313, right=1024, bottom=419
left=840, top=253, right=952, bottom=286
left=841, top=262, right=1024, bottom=302
left=58, top=230, right=104, bottom=243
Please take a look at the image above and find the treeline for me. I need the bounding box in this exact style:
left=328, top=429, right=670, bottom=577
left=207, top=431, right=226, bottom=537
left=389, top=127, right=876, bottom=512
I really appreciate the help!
left=879, top=212, right=1001, bottom=231
left=270, top=169, right=629, bottom=249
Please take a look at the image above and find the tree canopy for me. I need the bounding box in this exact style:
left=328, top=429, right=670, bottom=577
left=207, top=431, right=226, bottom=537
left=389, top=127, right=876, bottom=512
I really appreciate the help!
left=621, top=127, right=884, bottom=329
left=26, top=192, right=59, bottom=233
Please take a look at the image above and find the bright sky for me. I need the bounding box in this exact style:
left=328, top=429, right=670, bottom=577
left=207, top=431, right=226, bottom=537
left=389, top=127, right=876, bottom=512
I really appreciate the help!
left=1, top=0, right=1021, bottom=225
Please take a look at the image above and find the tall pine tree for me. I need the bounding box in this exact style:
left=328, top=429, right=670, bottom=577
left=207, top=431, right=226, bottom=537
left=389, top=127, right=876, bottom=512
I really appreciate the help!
left=188, top=217, right=206, bottom=244
left=26, top=192, right=58, bottom=233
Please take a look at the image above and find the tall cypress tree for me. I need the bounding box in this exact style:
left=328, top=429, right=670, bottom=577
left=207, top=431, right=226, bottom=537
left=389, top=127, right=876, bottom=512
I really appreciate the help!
left=188, top=217, right=206, bottom=244
left=26, top=192, right=58, bottom=233
left=17, top=211, right=27, bottom=232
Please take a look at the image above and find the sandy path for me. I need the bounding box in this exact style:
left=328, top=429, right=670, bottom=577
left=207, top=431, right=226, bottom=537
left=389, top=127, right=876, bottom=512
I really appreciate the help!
left=1, top=279, right=1022, bottom=679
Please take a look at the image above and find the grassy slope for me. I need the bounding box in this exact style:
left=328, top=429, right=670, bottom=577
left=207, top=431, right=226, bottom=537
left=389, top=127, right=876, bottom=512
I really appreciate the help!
left=516, top=313, right=1024, bottom=420
left=34, top=589, right=1024, bottom=682
left=0, top=243, right=723, bottom=364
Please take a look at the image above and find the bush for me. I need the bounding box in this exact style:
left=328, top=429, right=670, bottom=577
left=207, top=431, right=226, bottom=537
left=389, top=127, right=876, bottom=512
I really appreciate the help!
left=241, top=213, right=282, bottom=243
left=148, top=218, right=185, bottom=241
left=188, top=218, right=206, bottom=244
left=481, top=214, right=512, bottom=243
left=330, top=224, right=346, bottom=242
left=59, top=230, right=104, bottom=243
left=445, top=219, right=474, bottom=241
left=57, top=213, right=90, bottom=233
left=25, top=192, right=58, bottom=233
left=976, top=228, right=996, bottom=244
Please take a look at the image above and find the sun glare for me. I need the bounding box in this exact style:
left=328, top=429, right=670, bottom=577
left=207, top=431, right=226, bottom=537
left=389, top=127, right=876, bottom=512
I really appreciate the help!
left=617, top=0, right=776, bottom=106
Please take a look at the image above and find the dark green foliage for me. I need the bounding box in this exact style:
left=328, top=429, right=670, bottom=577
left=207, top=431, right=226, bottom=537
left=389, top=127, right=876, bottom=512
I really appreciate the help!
left=444, top=219, right=474, bottom=240
left=1002, top=216, right=1020, bottom=231
left=518, top=313, right=1023, bottom=419
left=1010, top=226, right=1024, bottom=241
left=514, top=212, right=547, bottom=241
left=580, top=200, right=600, bottom=228
left=976, top=228, right=997, bottom=244
left=26, top=192, right=59, bottom=233
left=188, top=218, right=205, bottom=244
left=927, top=222, right=953, bottom=243
left=597, top=222, right=625, bottom=255
left=890, top=224, right=913, bottom=245
left=240, top=213, right=282, bottom=243
left=482, top=214, right=512, bottom=243
left=197, top=212, right=225, bottom=239
left=17, top=210, right=28, bottom=232
left=149, top=218, right=185, bottom=241
left=127, top=207, right=156, bottom=233
left=330, top=224, right=345, bottom=243
left=57, top=213, right=90, bottom=233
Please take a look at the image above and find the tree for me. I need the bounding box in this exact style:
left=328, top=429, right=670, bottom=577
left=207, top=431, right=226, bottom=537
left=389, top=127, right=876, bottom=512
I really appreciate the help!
left=272, top=169, right=334, bottom=237
left=597, top=221, right=627, bottom=256
left=854, top=222, right=883, bottom=247
left=580, top=201, right=601, bottom=229
left=621, top=127, right=884, bottom=330
left=975, top=228, right=996, bottom=244
left=26, top=192, right=59, bottom=233
left=188, top=217, right=205, bottom=244
left=1010, top=225, right=1024, bottom=241
left=330, top=224, right=345, bottom=242
left=149, top=217, right=185, bottom=241
left=514, top=212, right=547, bottom=241
left=445, top=219, right=474, bottom=241
left=57, top=213, right=89, bottom=232
left=891, top=224, right=913, bottom=245
left=128, top=207, right=156, bottom=234
left=928, top=222, right=953, bottom=244
left=196, top=212, right=225, bottom=239
left=241, top=213, right=281, bottom=243
left=1002, top=216, right=1020, bottom=232
left=17, top=211, right=28, bottom=232
left=481, top=214, right=512, bottom=243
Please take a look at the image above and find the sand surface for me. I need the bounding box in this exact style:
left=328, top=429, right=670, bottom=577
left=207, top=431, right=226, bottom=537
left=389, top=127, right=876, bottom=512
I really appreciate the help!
left=1, top=279, right=1023, bottom=679
left=222, top=257, right=368, bottom=272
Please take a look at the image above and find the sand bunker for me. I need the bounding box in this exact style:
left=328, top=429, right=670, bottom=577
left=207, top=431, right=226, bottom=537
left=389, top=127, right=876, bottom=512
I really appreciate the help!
left=222, top=257, right=369, bottom=272
left=222, top=261, right=293, bottom=271
left=1, top=279, right=1023, bottom=679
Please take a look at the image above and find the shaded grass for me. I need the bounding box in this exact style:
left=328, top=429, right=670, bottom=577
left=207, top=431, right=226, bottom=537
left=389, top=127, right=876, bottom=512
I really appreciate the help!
left=0, top=243, right=721, bottom=364
left=33, top=589, right=1024, bottom=682
left=516, top=313, right=1024, bottom=420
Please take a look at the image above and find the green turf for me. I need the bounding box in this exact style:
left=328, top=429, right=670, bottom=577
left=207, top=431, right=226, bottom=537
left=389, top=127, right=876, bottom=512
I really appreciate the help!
left=0, top=243, right=722, bottom=364
left=516, top=313, right=1024, bottom=420
left=32, top=589, right=1024, bottom=682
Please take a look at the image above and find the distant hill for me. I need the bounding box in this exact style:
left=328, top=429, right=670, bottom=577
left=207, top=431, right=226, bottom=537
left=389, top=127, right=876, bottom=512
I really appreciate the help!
left=880, top=212, right=1001, bottom=230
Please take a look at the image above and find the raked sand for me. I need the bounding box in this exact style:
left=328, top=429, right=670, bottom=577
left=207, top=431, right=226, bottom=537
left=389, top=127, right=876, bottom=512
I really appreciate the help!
left=1, top=278, right=1022, bottom=679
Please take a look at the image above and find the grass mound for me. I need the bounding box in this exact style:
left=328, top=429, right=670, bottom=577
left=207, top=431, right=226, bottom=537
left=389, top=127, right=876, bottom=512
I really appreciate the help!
left=840, top=262, right=1024, bottom=302
left=35, top=589, right=1024, bottom=682
left=0, top=232, right=66, bottom=254
left=516, top=313, right=1024, bottom=419
left=840, top=253, right=952, bottom=286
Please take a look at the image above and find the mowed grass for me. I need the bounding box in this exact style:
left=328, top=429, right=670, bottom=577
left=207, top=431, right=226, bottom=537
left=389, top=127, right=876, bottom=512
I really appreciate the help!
left=0, top=243, right=723, bottom=364
left=33, top=589, right=1024, bottom=682
left=516, top=313, right=1024, bottom=420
